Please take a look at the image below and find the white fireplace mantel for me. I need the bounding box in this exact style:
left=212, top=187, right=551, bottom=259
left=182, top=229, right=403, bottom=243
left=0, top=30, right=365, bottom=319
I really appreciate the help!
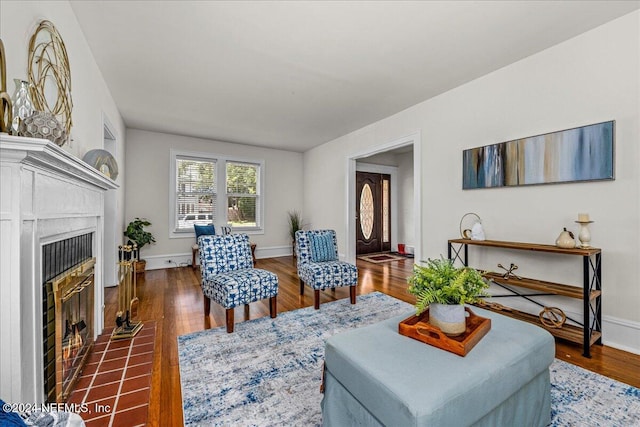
left=0, top=135, right=117, bottom=190
left=0, top=134, right=118, bottom=403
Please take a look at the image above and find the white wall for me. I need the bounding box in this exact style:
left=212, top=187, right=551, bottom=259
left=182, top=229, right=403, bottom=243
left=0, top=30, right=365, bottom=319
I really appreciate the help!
left=125, top=129, right=303, bottom=267
left=359, top=151, right=398, bottom=166
left=0, top=0, right=126, bottom=195
left=396, top=151, right=414, bottom=248
left=304, top=12, right=640, bottom=353
left=1, top=1, right=126, bottom=315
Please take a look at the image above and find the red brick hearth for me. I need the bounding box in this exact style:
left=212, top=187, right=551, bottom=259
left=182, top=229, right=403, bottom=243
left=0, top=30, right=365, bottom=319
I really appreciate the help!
left=67, top=322, right=156, bottom=426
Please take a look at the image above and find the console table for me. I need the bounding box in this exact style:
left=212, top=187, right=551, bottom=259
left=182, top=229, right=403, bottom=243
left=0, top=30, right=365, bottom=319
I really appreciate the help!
left=448, top=239, right=602, bottom=357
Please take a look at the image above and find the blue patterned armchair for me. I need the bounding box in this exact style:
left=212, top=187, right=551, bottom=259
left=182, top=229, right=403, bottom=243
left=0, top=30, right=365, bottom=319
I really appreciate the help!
left=199, top=233, right=278, bottom=332
left=295, top=229, right=358, bottom=309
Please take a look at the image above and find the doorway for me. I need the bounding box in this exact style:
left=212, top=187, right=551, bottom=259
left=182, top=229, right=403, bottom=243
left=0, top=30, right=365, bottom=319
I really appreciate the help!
left=356, top=171, right=391, bottom=254
left=346, top=132, right=421, bottom=264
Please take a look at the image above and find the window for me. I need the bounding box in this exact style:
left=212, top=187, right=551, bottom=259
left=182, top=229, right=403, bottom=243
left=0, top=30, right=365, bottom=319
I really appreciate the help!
left=170, top=150, right=264, bottom=236
left=226, top=161, right=260, bottom=229
left=382, top=178, right=389, bottom=243
left=176, top=157, right=217, bottom=231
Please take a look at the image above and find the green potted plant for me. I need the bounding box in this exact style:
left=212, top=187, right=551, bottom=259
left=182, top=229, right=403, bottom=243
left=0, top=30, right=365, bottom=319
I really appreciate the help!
left=287, top=210, right=303, bottom=258
left=124, top=217, right=156, bottom=273
left=407, top=257, right=489, bottom=336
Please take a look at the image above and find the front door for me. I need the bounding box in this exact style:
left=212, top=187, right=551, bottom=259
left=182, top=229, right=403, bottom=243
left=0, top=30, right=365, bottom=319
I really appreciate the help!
left=356, top=172, right=391, bottom=255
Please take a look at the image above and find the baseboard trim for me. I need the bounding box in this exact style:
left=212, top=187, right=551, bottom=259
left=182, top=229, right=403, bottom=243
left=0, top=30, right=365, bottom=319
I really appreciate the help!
left=255, top=245, right=292, bottom=259
left=566, top=311, right=640, bottom=355
left=144, top=246, right=293, bottom=270
left=144, top=253, right=193, bottom=270
left=555, top=309, right=640, bottom=355
left=602, top=315, right=640, bottom=355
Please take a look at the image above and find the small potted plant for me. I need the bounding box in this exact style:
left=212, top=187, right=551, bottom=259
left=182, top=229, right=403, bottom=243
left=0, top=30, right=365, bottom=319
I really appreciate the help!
left=407, top=257, right=489, bottom=336
left=124, top=217, right=156, bottom=273
left=287, top=210, right=303, bottom=258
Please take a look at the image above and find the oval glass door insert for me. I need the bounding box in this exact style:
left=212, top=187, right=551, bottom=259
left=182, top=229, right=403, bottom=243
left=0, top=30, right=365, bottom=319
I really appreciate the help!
left=360, top=183, right=374, bottom=240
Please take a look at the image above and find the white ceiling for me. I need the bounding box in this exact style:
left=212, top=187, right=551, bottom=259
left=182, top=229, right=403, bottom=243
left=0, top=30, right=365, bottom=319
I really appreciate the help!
left=70, top=1, right=639, bottom=153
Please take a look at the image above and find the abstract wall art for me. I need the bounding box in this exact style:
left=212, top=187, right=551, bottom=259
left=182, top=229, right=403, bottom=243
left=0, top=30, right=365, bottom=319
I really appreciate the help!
left=462, top=121, right=614, bottom=189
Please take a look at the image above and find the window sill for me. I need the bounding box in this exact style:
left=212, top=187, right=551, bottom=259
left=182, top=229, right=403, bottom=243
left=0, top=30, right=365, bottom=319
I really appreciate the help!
left=231, top=228, right=264, bottom=236
left=170, top=229, right=195, bottom=239
left=169, top=228, right=264, bottom=239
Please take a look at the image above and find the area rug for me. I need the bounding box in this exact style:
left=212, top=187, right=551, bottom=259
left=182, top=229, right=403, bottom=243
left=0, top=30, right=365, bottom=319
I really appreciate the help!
left=550, top=358, right=640, bottom=426
left=178, top=293, right=640, bottom=427
left=357, top=252, right=406, bottom=264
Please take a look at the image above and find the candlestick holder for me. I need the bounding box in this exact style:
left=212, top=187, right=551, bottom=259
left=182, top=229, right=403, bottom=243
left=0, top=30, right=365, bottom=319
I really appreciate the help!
left=575, top=220, right=593, bottom=248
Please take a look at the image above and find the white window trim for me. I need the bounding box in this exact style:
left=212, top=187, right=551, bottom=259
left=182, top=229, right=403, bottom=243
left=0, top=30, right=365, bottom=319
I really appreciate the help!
left=225, top=159, right=263, bottom=233
left=169, top=149, right=265, bottom=239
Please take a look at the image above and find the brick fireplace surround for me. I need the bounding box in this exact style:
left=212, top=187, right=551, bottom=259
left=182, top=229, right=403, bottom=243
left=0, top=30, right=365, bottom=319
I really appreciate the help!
left=0, top=135, right=117, bottom=403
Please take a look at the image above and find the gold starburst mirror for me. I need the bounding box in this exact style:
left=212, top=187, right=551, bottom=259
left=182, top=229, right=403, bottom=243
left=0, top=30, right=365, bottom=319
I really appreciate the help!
left=0, top=38, right=12, bottom=133
left=27, top=20, right=73, bottom=145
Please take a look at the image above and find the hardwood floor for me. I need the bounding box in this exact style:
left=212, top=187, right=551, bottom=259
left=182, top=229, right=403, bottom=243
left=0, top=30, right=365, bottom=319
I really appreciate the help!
left=103, top=256, right=640, bottom=426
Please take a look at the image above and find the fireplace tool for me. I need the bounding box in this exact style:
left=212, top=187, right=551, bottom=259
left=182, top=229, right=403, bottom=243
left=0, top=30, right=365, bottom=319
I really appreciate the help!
left=112, top=245, right=143, bottom=340
left=130, top=244, right=140, bottom=319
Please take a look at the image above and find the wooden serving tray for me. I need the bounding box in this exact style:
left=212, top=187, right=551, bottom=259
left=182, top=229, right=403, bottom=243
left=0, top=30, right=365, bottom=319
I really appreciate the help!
left=398, top=307, right=491, bottom=356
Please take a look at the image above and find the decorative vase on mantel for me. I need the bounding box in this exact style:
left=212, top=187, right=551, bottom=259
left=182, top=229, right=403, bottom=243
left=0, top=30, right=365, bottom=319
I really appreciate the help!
left=18, top=111, right=67, bottom=146
left=429, top=303, right=467, bottom=336
left=11, top=79, right=34, bottom=134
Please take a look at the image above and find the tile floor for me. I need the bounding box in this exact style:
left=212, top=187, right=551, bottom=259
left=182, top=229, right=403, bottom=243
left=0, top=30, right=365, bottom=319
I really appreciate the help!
left=67, top=321, right=155, bottom=427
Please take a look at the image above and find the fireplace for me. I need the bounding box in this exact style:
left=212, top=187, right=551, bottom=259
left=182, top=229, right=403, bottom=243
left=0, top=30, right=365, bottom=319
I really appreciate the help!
left=0, top=135, right=118, bottom=404
left=42, top=233, right=95, bottom=403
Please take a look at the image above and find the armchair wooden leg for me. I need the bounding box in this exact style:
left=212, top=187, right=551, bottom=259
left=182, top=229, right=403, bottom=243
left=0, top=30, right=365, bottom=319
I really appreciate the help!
left=299, top=279, right=305, bottom=295
left=192, top=247, right=198, bottom=270
left=226, top=308, right=234, bottom=333
left=314, top=290, right=320, bottom=310
left=244, top=304, right=250, bottom=319
left=204, top=295, right=211, bottom=316
left=269, top=296, right=277, bottom=318
left=350, top=286, right=356, bottom=304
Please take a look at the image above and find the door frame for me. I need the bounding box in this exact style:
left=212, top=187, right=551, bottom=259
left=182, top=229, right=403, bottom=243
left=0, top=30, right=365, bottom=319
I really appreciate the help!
left=355, top=165, right=397, bottom=254
left=345, top=131, right=421, bottom=264
left=102, top=114, right=118, bottom=289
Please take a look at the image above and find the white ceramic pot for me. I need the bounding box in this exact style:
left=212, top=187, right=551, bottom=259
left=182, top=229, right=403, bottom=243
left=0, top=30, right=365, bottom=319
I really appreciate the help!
left=555, top=228, right=576, bottom=248
left=429, top=303, right=466, bottom=336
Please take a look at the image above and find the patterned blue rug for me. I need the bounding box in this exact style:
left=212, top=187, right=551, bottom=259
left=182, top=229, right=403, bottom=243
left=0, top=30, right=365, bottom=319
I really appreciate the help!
left=178, top=292, right=640, bottom=426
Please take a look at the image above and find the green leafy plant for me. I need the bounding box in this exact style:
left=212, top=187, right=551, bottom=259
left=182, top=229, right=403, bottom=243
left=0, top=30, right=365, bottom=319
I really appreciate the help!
left=124, top=217, right=156, bottom=251
left=407, top=257, right=489, bottom=315
left=287, top=210, right=303, bottom=241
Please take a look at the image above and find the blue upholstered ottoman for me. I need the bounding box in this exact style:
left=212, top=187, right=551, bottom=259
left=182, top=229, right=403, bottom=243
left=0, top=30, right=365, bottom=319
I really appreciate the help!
left=322, top=306, right=555, bottom=427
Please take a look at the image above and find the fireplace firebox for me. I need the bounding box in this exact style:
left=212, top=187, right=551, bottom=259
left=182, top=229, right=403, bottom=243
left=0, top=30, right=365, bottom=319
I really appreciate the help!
left=42, top=233, right=95, bottom=403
